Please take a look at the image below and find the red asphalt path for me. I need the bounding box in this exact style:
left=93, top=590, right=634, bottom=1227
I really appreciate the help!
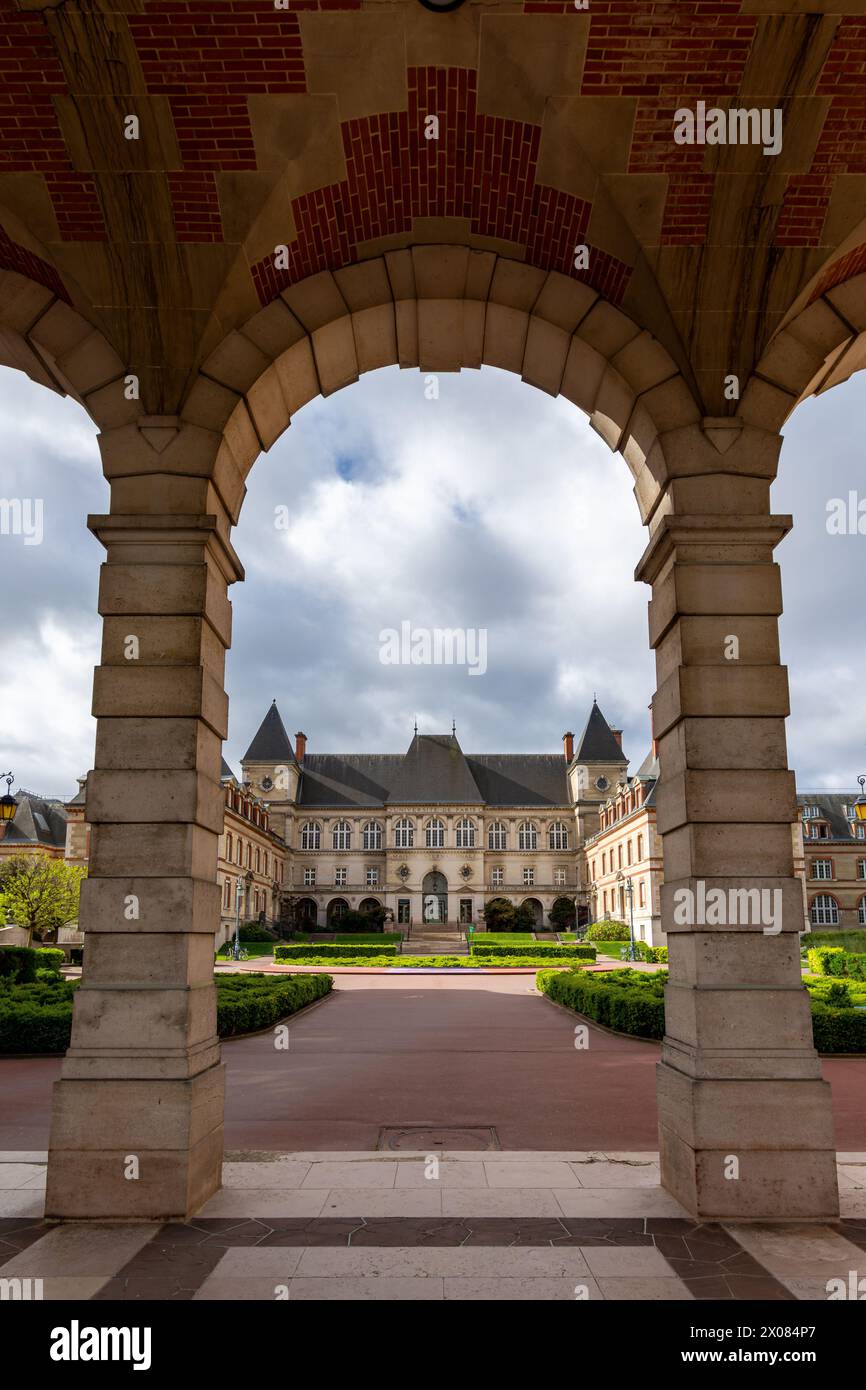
left=1, top=973, right=864, bottom=1152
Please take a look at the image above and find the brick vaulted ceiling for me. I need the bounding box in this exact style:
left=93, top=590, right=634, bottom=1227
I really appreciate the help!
left=4, top=0, right=866, bottom=415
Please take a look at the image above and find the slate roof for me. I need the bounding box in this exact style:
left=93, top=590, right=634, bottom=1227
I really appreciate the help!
left=242, top=701, right=295, bottom=763
left=2, top=793, right=67, bottom=849
left=797, top=792, right=865, bottom=842
left=574, top=700, right=628, bottom=763
left=220, top=757, right=236, bottom=782
left=296, top=734, right=571, bottom=809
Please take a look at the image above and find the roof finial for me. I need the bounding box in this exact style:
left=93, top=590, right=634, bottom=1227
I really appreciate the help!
left=452, top=719, right=456, bottom=736
left=414, top=717, right=418, bottom=735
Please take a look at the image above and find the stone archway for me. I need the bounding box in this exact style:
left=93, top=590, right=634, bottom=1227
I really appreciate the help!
left=422, top=870, right=448, bottom=924
left=4, top=1, right=866, bottom=1224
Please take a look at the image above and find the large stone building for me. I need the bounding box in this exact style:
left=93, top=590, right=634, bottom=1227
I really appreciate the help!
left=797, top=793, right=866, bottom=933
left=216, top=759, right=287, bottom=946
left=239, top=697, right=638, bottom=935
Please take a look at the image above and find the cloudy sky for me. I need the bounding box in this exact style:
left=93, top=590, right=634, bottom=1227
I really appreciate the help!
left=1, top=359, right=864, bottom=799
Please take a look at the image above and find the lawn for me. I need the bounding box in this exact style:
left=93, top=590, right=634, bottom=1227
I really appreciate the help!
left=801, top=930, right=866, bottom=954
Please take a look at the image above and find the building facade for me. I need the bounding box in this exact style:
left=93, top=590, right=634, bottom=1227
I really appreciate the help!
left=216, top=760, right=288, bottom=947
left=239, top=699, right=631, bottom=935
left=798, top=793, right=866, bottom=932
left=584, top=748, right=665, bottom=944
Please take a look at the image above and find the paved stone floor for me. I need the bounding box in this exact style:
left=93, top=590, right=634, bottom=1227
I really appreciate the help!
left=2, top=975, right=865, bottom=1151
left=2, top=1152, right=865, bottom=1301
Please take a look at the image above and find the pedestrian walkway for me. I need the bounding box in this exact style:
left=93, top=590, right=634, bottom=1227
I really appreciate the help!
left=1, top=1151, right=865, bottom=1300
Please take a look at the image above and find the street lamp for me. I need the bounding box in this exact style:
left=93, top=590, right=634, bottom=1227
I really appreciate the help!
left=855, top=775, right=866, bottom=822
left=232, top=870, right=254, bottom=961
left=616, top=870, right=638, bottom=962
left=0, top=772, right=17, bottom=826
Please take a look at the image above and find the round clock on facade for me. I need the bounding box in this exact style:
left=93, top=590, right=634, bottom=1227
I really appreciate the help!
left=260, top=776, right=273, bottom=791
left=595, top=776, right=609, bottom=790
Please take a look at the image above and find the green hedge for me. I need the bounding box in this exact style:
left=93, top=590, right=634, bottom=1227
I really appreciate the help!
left=238, top=922, right=278, bottom=942
left=470, top=941, right=597, bottom=960
left=585, top=920, right=631, bottom=942
left=35, top=947, right=64, bottom=974
left=272, top=954, right=579, bottom=968
left=274, top=943, right=397, bottom=961
left=0, top=946, right=37, bottom=983
left=0, top=978, right=77, bottom=1052
left=216, top=972, right=332, bottom=1037
left=810, top=1000, right=866, bottom=1053
left=537, top=966, right=665, bottom=1039
left=807, top=946, right=848, bottom=977
left=0, top=973, right=333, bottom=1053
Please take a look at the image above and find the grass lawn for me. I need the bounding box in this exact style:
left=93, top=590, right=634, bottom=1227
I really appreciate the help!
left=476, top=933, right=536, bottom=943
left=801, top=930, right=866, bottom=954
left=216, top=942, right=273, bottom=959
left=336, top=933, right=403, bottom=943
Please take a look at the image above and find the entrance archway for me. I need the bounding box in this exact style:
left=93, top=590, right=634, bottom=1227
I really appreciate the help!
left=326, top=898, right=349, bottom=926
left=522, top=898, right=544, bottom=929
left=422, top=870, right=448, bottom=925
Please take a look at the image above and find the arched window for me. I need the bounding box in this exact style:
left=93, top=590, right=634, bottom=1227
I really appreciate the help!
left=333, top=820, right=352, bottom=851
left=601, top=851, right=607, bottom=874
left=301, top=822, right=321, bottom=851
left=810, top=895, right=840, bottom=927
left=626, top=839, right=632, bottom=865
left=225, top=832, right=232, bottom=861
left=235, top=838, right=242, bottom=865
left=363, top=821, right=382, bottom=850
left=426, top=818, right=445, bottom=848
left=548, top=822, right=568, bottom=850
left=246, top=843, right=252, bottom=868
left=455, top=818, right=475, bottom=848
left=222, top=878, right=231, bottom=908
left=488, top=821, right=507, bottom=850
left=639, top=879, right=646, bottom=907
left=518, top=821, right=537, bottom=851
left=637, top=834, right=643, bottom=860
left=394, top=818, right=414, bottom=848
left=255, top=848, right=261, bottom=872
left=617, top=844, right=623, bottom=869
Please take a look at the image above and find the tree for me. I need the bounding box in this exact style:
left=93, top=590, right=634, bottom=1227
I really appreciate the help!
left=480, top=897, right=517, bottom=932
left=549, top=897, right=577, bottom=931
left=0, top=854, right=86, bottom=947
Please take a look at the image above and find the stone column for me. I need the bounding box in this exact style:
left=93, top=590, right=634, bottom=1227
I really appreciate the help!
left=45, top=509, right=243, bottom=1219
left=637, top=498, right=839, bottom=1219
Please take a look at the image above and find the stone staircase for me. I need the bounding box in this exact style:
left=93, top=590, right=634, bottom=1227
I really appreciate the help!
left=402, top=926, right=469, bottom=957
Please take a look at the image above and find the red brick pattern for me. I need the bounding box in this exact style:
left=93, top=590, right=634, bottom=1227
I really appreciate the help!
left=0, top=221, right=68, bottom=303
left=251, top=67, right=628, bottom=308
left=807, top=240, right=866, bottom=306
left=168, top=171, right=223, bottom=242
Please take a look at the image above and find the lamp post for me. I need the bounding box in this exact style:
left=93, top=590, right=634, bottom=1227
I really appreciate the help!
left=616, top=870, right=638, bottom=961
left=232, top=870, right=254, bottom=961
left=0, top=773, right=17, bottom=835
left=855, top=775, right=866, bottom=823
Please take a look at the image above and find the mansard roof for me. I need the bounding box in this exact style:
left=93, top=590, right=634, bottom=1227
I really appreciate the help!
left=798, top=792, right=865, bottom=842
left=2, top=793, right=67, bottom=849
left=574, top=700, right=628, bottom=764
left=242, top=701, right=295, bottom=764
left=296, top=733, right=571, bottom=810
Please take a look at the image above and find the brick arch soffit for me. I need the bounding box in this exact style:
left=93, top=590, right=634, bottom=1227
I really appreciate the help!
left=189, top=249, right=703, bottom=537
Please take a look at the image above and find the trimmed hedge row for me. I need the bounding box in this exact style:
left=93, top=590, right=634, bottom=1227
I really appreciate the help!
left=0, top=979, right=78, bottom=1052
left=216, top=972, right=332, bottom=1037
left=272, top=954, right=579, bottom=968
left=0, top=946, right=38, bottom=983
left=274, top=943, right=397, bottom=960
left=807, top=946, right=866, bottom=982
left=537, top=967, right=665, bottom=1039
left=810, top=1000, right=866, bottom=1053
left=470, top=942, right=597, bottom=960
left=0, top=973, right=334, bottom=1053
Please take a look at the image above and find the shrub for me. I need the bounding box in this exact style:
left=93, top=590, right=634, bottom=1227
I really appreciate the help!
left=825, top=981, right=853, bottom=1008
left=632, top=941, right=668, bottom=964
left=537, top=967, right=665, bottom=1039
left=585, top=920, right=631, bottom=943
left=274, top=943, right=397, bottom=961
left=471, top=942, right=596, bottom=960
left=216, top=972, right=332, bottom=1037
left=810, top=1000, right=866, bottom=1054
left=480, top=898, right=519, bottom=932
left=0, top=945, right=37, bottom=983
left=238, top=922, right=278, bottom=942
left=807, top=946, right=848, bottom=977
left=35, top=947, right=64, bottom=974
left=549, top=897, right=576, bottom=932
left=0, top=978, right=77, bottom=1052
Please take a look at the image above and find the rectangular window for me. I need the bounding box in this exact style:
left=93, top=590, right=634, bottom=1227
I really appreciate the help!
left=303, top=868, right=316, bottom=887
left=366, top=868, right=378, bottom=886
left=459, top=899, right=473, bottom=924
left=491, top=867, right=504, bottom=887
left=855, top=824, right=866, bottom=840
left=554, top=867, right=566, bottom=886
left=811, top=860, right=833, bottom=880
left=523, top=867, right=534, bottom=886
left=335, top=868, right=347, bottom=887
left=397, top=899, right=410, bottom=924
left=802, top=805, right=820, bottom=818
left=858, top=860, right=866, bottom=880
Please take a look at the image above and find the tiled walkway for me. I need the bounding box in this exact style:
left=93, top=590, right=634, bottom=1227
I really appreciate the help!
left=2, top=1151, right=865, bottom=1301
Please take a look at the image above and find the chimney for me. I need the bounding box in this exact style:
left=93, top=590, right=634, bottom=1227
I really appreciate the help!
left=295, top=731, right=307, bottom=763
left=611, top=728, right=623, bottom=749
left=562, top=731, right=574, bottom=762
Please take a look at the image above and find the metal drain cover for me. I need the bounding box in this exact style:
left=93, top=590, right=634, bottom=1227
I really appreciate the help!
left=379, top=1126, right=499, bottom=1151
